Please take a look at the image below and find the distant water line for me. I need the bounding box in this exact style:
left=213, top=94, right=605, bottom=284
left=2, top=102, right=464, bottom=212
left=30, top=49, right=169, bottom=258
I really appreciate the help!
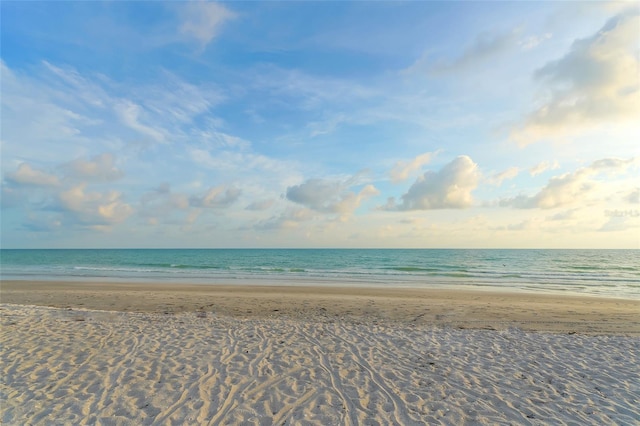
left=1, top=249, right=638, bottom=299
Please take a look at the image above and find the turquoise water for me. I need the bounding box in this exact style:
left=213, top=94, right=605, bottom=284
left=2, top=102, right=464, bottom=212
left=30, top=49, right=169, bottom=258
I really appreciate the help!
left=1, top=249, right=639, bottom=299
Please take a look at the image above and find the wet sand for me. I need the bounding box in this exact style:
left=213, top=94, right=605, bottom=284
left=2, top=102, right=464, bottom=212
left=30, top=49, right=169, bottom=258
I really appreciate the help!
left=2, top=280, right=639, bottom=334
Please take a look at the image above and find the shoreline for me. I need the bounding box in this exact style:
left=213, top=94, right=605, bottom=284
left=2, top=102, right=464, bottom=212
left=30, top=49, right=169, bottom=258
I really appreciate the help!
left=2, top=280, right=639, bottom=334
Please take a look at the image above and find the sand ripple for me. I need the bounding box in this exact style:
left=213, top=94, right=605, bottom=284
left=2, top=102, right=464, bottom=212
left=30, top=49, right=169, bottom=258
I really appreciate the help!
left=1, top=305, right=639, bottom=425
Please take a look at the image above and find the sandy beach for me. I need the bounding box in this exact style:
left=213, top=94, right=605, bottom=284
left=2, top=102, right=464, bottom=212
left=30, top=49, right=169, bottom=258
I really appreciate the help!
left=2, top=281, right=639, bottom=424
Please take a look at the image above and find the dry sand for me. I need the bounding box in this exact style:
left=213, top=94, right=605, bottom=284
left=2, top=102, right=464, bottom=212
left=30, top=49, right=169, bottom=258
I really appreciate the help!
left=1, top=281, right=640, bottom=425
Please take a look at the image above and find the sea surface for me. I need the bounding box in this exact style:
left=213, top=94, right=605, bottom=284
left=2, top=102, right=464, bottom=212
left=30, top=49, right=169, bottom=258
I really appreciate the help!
left=1, top=249, right=638, bottom=299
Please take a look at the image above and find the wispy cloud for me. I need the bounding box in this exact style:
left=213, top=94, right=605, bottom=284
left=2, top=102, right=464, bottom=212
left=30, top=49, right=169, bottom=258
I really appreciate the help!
left=519, top=32, right=552, bottom=50
left=178, top=1, right=237, bottom=48
left=487, top=167, right=520, bottom=187
left=115, top=101, right=166, bottom=143
left=189, top=185, right=242, bottom=209
left=431, top=29, right=519, bottom=74
left=254, top=207, right=315, bottom=231
left=529, top=160, right=560, bottom=177
left=389, top=151, right=439, bottom=183
left=405, top=29, right=519, bottom=76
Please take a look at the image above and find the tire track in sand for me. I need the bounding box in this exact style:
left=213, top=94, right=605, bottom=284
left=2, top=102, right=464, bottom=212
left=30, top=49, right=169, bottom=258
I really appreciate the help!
left=206, top=324, right=273, bottom=424
left=195, top=365, right=218, bottom=424
left=301, top=327, right=359, bottom=426
left=323, top=322, right=415, bottom=425
left=90, top=327, right=144, bottom=416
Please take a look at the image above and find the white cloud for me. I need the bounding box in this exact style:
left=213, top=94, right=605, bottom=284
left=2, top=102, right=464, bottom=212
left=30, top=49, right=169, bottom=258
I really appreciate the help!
left=513, top=7, right=640, bottom=144
left=389, top=151, right=438, bottom=183
left=501, top=157, right=637, bottom=209
left=286, top=177, right=379, bottom=219
left=63, top=153, right=124, bottom=181
left=5, top=163, right=60, bottom=187
left=189, top=185, right=241, bottom=208
left=179, top=1, right=236, bottom=47
left=487, top=166, right=519, bottom=186
left=529, top=160, right=560, bottom=176
left=332, top=184, right=380, bottom=221
left=57, top=185, right=133, bottom=226
left=386, top=156, right=480, bottom=210
left=523, top=170, right=591, bottom=208
left=286, top=179, right=345, bottom=211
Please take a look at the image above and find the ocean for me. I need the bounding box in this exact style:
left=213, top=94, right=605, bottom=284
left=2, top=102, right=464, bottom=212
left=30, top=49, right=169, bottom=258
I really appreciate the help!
left=1, top=249, right=638, bottom=299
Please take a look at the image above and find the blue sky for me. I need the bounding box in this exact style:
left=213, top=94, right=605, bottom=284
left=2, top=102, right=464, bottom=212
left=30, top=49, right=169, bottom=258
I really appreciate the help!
left=1, top=1, right=638, bottom=248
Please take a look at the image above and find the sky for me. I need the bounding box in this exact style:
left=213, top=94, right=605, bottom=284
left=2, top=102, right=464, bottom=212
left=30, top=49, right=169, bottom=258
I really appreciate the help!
left=1, top=1, right=639, bottom=249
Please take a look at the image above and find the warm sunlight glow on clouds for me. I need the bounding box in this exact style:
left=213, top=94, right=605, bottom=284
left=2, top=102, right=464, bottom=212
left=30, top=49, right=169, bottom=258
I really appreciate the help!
left=512, top=8, right=640, bottom=145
